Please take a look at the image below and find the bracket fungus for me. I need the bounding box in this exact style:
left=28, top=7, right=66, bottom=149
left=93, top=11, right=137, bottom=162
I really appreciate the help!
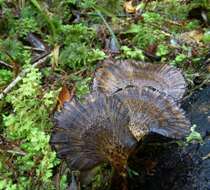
left=51, top=94, right=137, bottom=177
left=50, top=59, right=190, bottom=188
left=113, top=86, right=190, bottom=141
left=93, top=59, right=187, bottom=101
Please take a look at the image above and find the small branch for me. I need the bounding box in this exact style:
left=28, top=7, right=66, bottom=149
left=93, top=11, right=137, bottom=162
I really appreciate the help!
left=0, top=53, right=51, bottom=100
left=0, top=60, right=13, bottom=69
left=24, top=46, right=46, bottom=52
left=1, top=149, right=27, bottom=156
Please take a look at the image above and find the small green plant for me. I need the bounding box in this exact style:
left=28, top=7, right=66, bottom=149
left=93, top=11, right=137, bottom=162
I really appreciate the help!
left=170, top=53, right=188, bottom=66
left=125, top=23, right=165, bottom=49
left=70, top=75, right=92, bottom=98
left=121, top=46, right=145, bottom=60
left=142, top=12, right=164, bottom=24
left=13, top=17, right=38, bottom=37
left=1, top=68, right=62, bottom=189
left=175, top=54, right=187, bottom=63
left=202, top=30, right=210, bottom=44
left=155, top=0, right=189, bottom=20
left=185, top=20, right=200, bottom=30
left=0, top=69, right=12, bottom=87
left=61, top=24, right=96, bottom=45
left=59, top=43, right=106, bottom=70
left=186, top=124, right=203, bottom=143
left=0, top=0, right=4, bottom=5
left=0, top=38, right=31, bottom=65
left=0, top=0, right=209, bottom=189
left=156, top=44, right=169, bottom=57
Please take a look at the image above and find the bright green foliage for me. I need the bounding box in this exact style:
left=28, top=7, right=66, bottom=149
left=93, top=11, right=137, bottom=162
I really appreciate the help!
left=186, top=125, right=203, bottom=143
left=185, top=20, right=200, bottom=30
left=80, top=0, right=123, bottom=15
left=0, top=39, right=31, bottom=65
left=76, top=76, right=92, bottom=98
left=57, top=23, right=106, bottom=69
left=175, top=54, right=187, bottom=63
left=81, top=0, right=97, bottom=9
left=125, top=23, right=165, bottom=49
left=62, top=24, right=96, bottom=45
left=202, top=31, right=210, bottom=43
left=13, top=17, right=38, bottom=37
left=70, top=74, right=92, bottom=98
left=142, top=12, right=164, bottom=24
left=121, top=46, right=145, bottom=61
left=156, top=44, right=170, bottom=57
left=0, top=0, right=4, bottom=5
left=0, top=0, right=209, bottom=189
left=60, top=43, right=90, bottom=69
left=154, top=0, right=189, bottom=20
left=1, top=68, right=60, bottom=189
left=59, top=43, right=106, bottom=70
left=0, top=69, right=12, bottom=87
left=59, top=174, right=68, bottom=190
left=170, top=54, right=188, bottom=66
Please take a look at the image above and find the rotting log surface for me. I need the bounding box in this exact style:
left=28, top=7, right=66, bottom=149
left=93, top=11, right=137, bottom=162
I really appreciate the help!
left=127, top=86, right=210, bottom=190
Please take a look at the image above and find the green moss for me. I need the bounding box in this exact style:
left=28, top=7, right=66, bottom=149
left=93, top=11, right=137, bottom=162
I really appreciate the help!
left=0, top=0, right=209, bottom=189
left=1, top=68, right=60, bottom=189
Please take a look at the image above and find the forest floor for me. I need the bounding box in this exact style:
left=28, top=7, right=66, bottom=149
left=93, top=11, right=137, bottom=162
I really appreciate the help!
left=0, top=0, right=209, bottom=189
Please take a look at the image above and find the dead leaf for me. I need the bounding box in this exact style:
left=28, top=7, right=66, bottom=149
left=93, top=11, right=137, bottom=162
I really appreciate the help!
left=179, top=30, right=204, bottom=44
left=146, top=44, right=158, bottom=55
left=51, top=44, right=60, bottom=70
left=57, top=85, right=75, bottom=110
left=124, top=1, right=136, bottom=14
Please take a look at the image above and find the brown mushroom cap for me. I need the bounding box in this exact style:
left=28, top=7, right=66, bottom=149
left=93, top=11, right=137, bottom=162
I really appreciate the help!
left=50, top=94, right=137, bottom=173
left=114, top=86, right=191, bottom=141
left=93, top=60, right=187, bottom=101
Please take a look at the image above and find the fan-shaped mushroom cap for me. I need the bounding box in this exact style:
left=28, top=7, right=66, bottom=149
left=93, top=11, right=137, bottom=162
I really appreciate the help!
left=114, top=87, right=190, bottom=141
left=50, top=94, right=137, bottom=173
left=93, top=60, right=186, bottom=101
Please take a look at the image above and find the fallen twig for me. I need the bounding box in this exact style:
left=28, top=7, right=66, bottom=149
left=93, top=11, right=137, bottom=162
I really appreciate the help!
left=24, top=46, right=47, bottom=52
left=0, top=60, right=13, bottom=69
left=0, top=149, right=27, bottom=156
left=0, top=53, right=51, bottom=100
